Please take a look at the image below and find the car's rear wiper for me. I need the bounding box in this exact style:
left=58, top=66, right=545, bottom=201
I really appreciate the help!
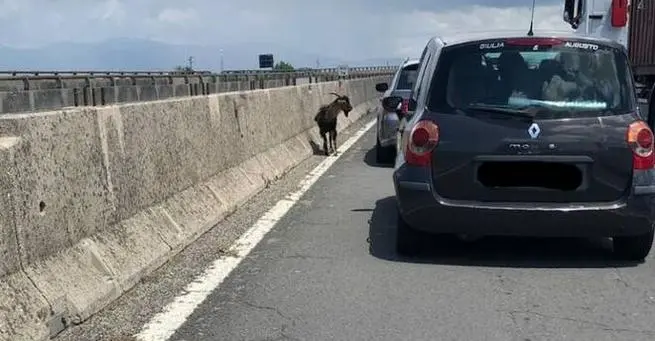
left=463, top=103, right=538, bottom=118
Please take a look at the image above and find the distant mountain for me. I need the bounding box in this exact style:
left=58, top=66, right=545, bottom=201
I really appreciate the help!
left=0, top=38, right=401, bottom=71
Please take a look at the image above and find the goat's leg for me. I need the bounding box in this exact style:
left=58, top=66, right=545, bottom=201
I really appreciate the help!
left=327, top=130, right=332, bottom=155
left=330, top=130, right=338, bottom=155
left=328, top=130, right=335, bottom=155
left=321, top=131, right=329, bottom=156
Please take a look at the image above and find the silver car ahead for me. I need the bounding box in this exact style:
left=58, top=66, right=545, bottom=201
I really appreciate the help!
left=374, top=59, right=420, bottom=164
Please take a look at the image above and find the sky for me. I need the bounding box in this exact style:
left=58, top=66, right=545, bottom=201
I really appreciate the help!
left=0, top=0, right=575, bottom=69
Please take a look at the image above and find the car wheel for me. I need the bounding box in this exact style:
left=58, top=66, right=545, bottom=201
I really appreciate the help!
left=613, top=229, right=654, bottom=261
left=376, top=138, right=395, bottom=164
left=396, top=210, right=422, bottom=257
left=375, top=138, right=385, bottom=163
left=386, top=145, right=397, bottom=164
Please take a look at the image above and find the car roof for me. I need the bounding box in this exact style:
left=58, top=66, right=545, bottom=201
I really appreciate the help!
left=403, top=59, right=420, bottom=66
left=432, top=30, right=626, bottom=50
left=400, top=58, right=420, bottom=68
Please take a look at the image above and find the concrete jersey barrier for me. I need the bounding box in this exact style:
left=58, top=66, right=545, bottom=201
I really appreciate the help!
left=0, top=75, right=391, bottom=341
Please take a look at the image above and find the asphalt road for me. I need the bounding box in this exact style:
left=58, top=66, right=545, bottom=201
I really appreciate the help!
left=57, top=118, right=655, bottom=341
left=167, top=128, right=655, bottom=341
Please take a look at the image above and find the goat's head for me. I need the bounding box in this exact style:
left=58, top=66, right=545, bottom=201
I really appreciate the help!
left=330, top=92, right=352, bottom=117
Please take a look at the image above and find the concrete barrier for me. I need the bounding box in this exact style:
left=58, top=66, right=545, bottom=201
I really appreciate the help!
left=0, top=75, right=390, bottom=341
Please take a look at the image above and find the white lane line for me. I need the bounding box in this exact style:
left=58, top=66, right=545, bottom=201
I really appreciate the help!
left=134, top=119, right=376, bottom=341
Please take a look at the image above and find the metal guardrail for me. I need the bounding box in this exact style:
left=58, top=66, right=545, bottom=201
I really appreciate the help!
left=218, top=66, right=396, bottom=75
left=0, top=66, right=396, bottom=114
left=0, top=70, right=214, bottom=76
left=0, top=66, right=395, bottom=80
left=0, top=66, right=396, bottom=91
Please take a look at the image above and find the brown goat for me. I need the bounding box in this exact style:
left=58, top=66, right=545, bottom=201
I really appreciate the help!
left=314, top=92, right=353, bottom=155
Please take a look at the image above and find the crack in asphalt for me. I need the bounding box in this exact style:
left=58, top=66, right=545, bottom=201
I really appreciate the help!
left=499, top=309, right=655, bottom=336
left=238, top=301, right=301, bottom=341
left=239, top=300, right=292, bottom=322
left=283, top=254, right=335, bottom=260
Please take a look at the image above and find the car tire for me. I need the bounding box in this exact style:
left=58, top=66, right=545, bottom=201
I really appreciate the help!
left=376, top=138, right=395, bottom=164
left=613, top=229, right=654, bottom=261
left=396, top=210, right=422, bottom=257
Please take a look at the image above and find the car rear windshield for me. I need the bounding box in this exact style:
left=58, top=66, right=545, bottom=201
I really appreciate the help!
left=427, top=38, right=637, bottom=118
left=395, top=64, right=419, bottom=90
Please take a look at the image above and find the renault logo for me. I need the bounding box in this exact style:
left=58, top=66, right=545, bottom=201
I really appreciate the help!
left=528, top=123, right=541, bottom=139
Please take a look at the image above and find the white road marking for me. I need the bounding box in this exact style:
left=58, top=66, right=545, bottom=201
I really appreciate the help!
left=134, top=119, right=376, bottom=341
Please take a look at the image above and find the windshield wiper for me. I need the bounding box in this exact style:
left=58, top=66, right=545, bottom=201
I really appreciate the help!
left=463, top=103, right=538, bottom=118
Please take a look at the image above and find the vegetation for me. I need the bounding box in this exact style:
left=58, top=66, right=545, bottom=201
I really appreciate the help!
left=173, top=65, right=194, bottom=74
left=171, top=59, right=295, bottom=73
left=273, top=61, right=294, bottom=72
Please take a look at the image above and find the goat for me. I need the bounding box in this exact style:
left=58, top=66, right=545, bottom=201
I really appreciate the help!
left=314, top=92, right=353, bottom=155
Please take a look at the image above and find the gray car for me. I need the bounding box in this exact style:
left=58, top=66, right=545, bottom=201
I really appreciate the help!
left=387, top=31, right=655, bottom=261
left=374, top=59, right=420, bottom=163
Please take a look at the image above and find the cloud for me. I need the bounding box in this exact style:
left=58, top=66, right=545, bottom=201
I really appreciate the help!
left=391, top=4, right=573, bottom=58
left=156, top=8, right=198, bottom=24
left=91, top=0, right=125, bottom=22
left=0, top=0, right=574, bottom=61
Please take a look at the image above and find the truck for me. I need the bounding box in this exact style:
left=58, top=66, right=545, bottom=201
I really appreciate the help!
left=562, top=0, right=655, bottom=120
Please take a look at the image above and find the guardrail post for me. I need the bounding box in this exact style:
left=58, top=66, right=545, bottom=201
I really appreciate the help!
left=150, top=76, right=158, bottom=101
left=73, top=88, right=79, bottom=106
left=99, top=87, right=106, bottom=106
left=130, top=76, right=138, bottom=102
left=183, top=75, right=191, bottom=97
left=167, top=75, right=174, bottom=97
left=21, top=77, right=29, bottom=91
left=55, top=77, right=69, bottom=108
left=83, top=77, right=92, bottom=106
left=209, top=75, right=217, bottom=94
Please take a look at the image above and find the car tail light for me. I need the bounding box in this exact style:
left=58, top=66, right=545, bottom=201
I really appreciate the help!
left=627, top=120, right=655, bottom=169
left=611, top=0, right=628, bottom=27
left=505, top=37, right=564, bottom=46
left=401, top=98, right=409, bottom=114
left=405, top=120, right=439, bottom=167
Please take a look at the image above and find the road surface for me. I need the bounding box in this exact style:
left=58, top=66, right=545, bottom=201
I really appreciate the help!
left=56, top=117, right=655, bottom=341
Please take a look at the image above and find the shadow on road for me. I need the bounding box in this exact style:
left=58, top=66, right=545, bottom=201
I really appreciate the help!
left=308, top=139, right=325, bottom=156
left=365, top=196, right=641, bottom=269
left=363, top=147, right=394, bottom=168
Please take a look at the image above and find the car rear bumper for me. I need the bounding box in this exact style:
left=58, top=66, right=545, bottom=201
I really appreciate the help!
left=393, top=173, right=655, bottom=238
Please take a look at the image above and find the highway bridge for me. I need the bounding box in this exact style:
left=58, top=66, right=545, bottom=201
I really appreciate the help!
left=1, top=63, right=655, bottom=341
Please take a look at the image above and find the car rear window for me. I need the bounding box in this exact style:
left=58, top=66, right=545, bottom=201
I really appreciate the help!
left=427, top=37, right=637, bottom=118
left=395, top=64, right=419, bottom=90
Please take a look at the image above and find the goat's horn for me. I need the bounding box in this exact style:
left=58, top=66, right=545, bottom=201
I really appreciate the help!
left=329, top=92, right=340, bottom=97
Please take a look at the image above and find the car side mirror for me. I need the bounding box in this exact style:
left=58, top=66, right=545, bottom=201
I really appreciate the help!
left=381, top=96, right=402, bottom=112
left=375, top=82, right=389, bottom=93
